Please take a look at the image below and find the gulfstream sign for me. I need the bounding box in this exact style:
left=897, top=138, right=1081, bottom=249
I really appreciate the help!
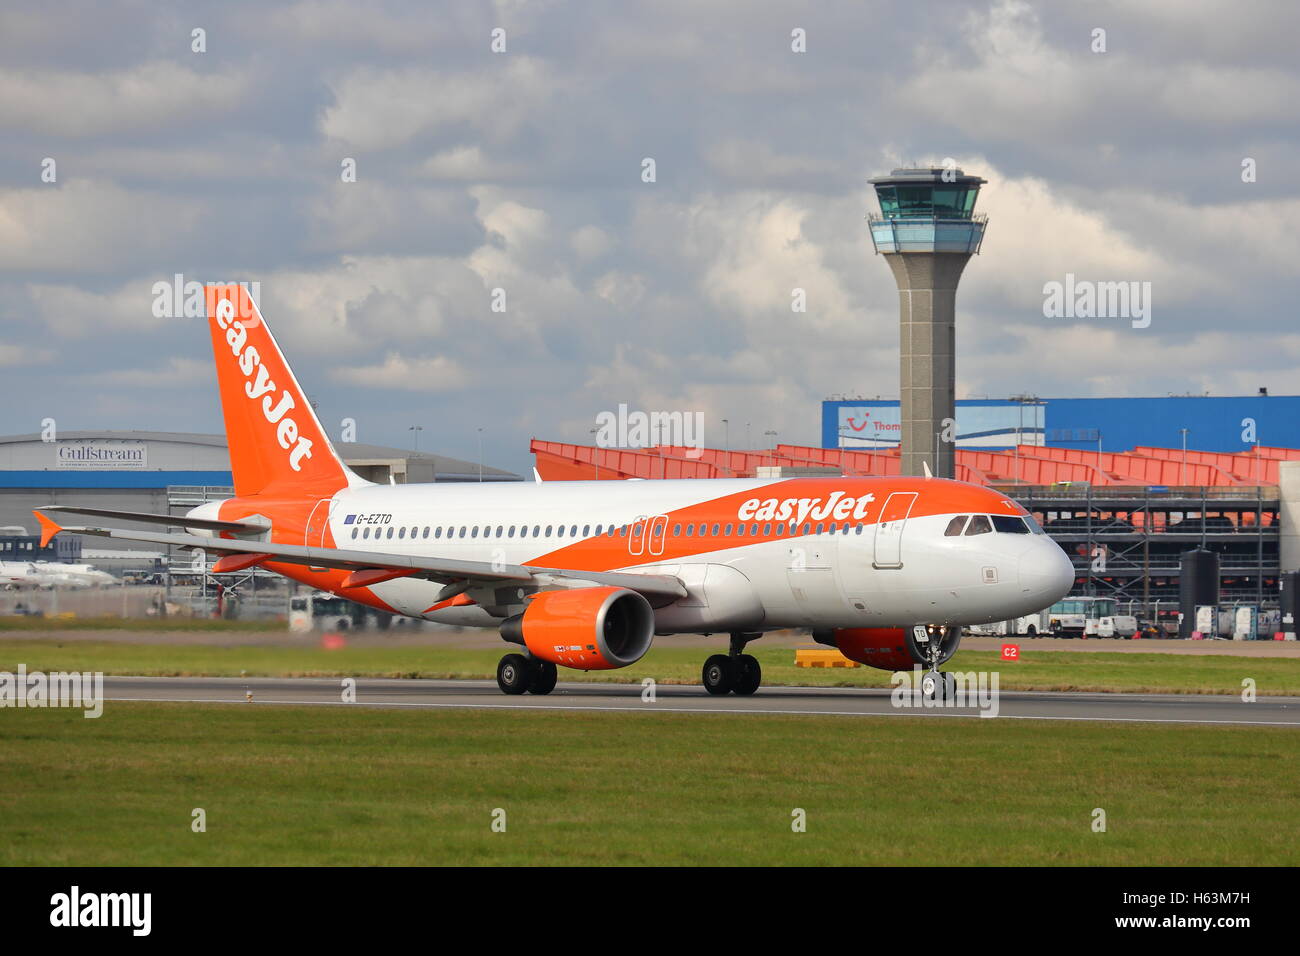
left=55, top=441, right=148, bottom=470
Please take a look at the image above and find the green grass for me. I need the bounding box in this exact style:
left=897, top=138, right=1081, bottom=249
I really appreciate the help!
left=1, top=638, right=1297, bottom=695
left=0, top=616, right=282, bottom=632
left=1, top=702, right=1295, bottom=865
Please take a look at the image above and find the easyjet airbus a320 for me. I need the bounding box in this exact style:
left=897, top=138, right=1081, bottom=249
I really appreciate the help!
left=36, top=285, right=1074, bottom=697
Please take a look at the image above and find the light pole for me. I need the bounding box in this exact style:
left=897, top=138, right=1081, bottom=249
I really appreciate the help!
left=477, top=427, right=483, bottom=483
left=589, top=426, right=599, bottom=481
left=1180, top=428, right=1189, bottom=485
left=721, top=418, right=730, bottom=476
left=408, top=425, right=423, bottom=452
left=764, top=430, right=777, bottom=468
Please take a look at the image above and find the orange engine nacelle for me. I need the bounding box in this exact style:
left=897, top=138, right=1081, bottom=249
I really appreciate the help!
left=813, top=626, right=961, bottom=672
left=499, top=586, right=655, bottom=670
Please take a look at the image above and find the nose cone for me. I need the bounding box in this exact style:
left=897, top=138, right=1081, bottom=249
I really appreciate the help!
left=1018, top=540, right=1075, bottom=605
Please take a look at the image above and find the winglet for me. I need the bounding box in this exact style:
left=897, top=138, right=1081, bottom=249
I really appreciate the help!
left=34, top=510, right=62, bottom=548
left=922, top=460, right=933, bottom=479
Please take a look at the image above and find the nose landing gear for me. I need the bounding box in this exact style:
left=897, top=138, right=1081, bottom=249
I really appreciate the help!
left=911, top=624, right=961, bottom=701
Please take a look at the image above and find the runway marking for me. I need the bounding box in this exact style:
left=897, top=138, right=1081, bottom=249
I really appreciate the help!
left=99, top=695, right=1300, bottom=726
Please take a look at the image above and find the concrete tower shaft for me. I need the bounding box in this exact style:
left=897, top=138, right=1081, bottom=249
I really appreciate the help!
left=884, top=253, right=972, bottom=480
left=868, top=167, right=987, bottom=479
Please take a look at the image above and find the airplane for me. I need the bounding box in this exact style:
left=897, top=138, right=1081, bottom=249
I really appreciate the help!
left=35, top=284, right=1075, bottom=697
left=0, top=560, right=114, bottom=589
left=35, top=562, right=117, bottom=588
left=0, top=561, right=49, bottom=589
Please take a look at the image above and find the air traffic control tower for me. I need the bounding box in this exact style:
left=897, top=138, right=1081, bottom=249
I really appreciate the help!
left=868, top=167, right=987, bottom=478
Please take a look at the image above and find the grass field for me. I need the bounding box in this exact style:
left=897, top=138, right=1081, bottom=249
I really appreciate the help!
left=1, top=638, right=1297, bottom=695
left=1, top=701, right=1296, bottom=865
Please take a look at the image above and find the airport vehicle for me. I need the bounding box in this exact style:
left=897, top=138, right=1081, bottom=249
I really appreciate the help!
left=289, top=589, right=396, bottom=632
left=34, top=285, right=1074, bottom=697
left=966, top=598, right=1136, bottom=639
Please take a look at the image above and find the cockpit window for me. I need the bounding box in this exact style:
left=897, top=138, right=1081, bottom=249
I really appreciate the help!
left=991, top=515, right=1030, bottom=534
left=965, top=515, right=992, bottom=535
left=944, top=515, right=969, bottom=536
left=1022, top=513, right=1046, bottom=534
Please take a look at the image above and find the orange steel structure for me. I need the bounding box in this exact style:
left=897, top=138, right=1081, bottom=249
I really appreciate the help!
left=532, top=439, right=1299, bottom=489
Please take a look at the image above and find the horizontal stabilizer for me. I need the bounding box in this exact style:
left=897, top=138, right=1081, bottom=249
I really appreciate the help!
left=35, top=505, right=266, bottom=535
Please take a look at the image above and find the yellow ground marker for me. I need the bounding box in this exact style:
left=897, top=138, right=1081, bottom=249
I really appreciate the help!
left=795, top=647, right=860, bottom=668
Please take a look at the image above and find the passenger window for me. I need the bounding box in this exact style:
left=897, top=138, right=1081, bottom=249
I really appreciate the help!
left=619, top=525, right=627, bottom=537
left=570, top=524, right=578, bottom=537
left=459, top=527, right=467, bottom=538
left=546, top=525, right=553, bottom=536
left=582, top=524, right=590, bottom=536
left=750, top=523, right=759, bottom=536
left=686, top=525, right=694, bottom=537
left=471, top=527, right=479, bottom=538
left=725, top=524, right=733, bottom=535
left=351, top=528, right=358, bottom=540
left=965, top=515, right=992, bottom=536
left=435, top=527, right=442, bottom=539
left=775, top=523, right=785, bottom=535
left=673, top=524, right=682, bottom=536
left=534, top=525, right=541, bottom=537
left=816, top=523, right=824, bottom=534
left=595, top=524, right=603, bottom=535
left=508, top=526, right=515, bottom=538
left=762, top=523, right=771, bottom=535
left=399, top=527, right=406, bottom=539
left=386, top=527, right=394, bottom=539
left=422, top=527, right=430, bottom=539
left=712, top=523, right=721, bottom=536
left=736, top=524, right=746, bottom=537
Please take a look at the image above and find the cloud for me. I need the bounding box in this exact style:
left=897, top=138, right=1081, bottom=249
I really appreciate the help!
left=79, top=356, right=213, bottom=388
left=332, top=353, right=471, bottom=391
left=320, top=59, right=558, bottom=150
left=0, top=62, right=250, bottom=138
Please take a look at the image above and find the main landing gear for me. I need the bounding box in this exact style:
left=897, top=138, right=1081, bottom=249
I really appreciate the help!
left=496, top=653, right=557, bottom=696
left=702, top=632, right=763, bottom=696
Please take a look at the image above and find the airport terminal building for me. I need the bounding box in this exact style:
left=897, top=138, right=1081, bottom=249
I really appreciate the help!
left=0, top=431, right=520, bottom=563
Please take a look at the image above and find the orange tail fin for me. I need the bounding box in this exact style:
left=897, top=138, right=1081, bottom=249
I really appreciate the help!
left=204, top=284, right=357, bottom=497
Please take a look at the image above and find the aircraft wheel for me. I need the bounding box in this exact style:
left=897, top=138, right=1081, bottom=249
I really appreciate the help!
left=528, top=660, right=558, bottom=695
left=732, top=654, right=761, bottom=696
left=702, top=654, right=735, bottom=695
left=496, top=653, right=533, bottom=695
left=922, top=671, right=954, bottom=701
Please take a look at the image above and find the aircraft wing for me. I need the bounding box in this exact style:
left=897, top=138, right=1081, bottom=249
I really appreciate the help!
left=33, top=511, right=688, bottom=601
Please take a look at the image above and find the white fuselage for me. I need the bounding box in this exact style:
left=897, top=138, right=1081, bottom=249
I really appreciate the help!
left=299, top=477, right=1075, bottom=634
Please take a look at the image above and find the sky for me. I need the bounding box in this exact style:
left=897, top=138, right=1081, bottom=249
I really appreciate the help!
left=1, top=0, right=1297, bottom=475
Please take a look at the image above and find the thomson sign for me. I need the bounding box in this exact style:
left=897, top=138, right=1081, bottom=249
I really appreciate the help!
left=55, top=441, right=148, bottom=470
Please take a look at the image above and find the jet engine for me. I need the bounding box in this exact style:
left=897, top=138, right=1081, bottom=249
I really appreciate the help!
left=812, top=625, right=961, bottom=672
left=499, top=586, right=654, bottom=670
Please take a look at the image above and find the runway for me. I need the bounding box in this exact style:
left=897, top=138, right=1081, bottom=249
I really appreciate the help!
left=99, top=676, right=1300, bottom=726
